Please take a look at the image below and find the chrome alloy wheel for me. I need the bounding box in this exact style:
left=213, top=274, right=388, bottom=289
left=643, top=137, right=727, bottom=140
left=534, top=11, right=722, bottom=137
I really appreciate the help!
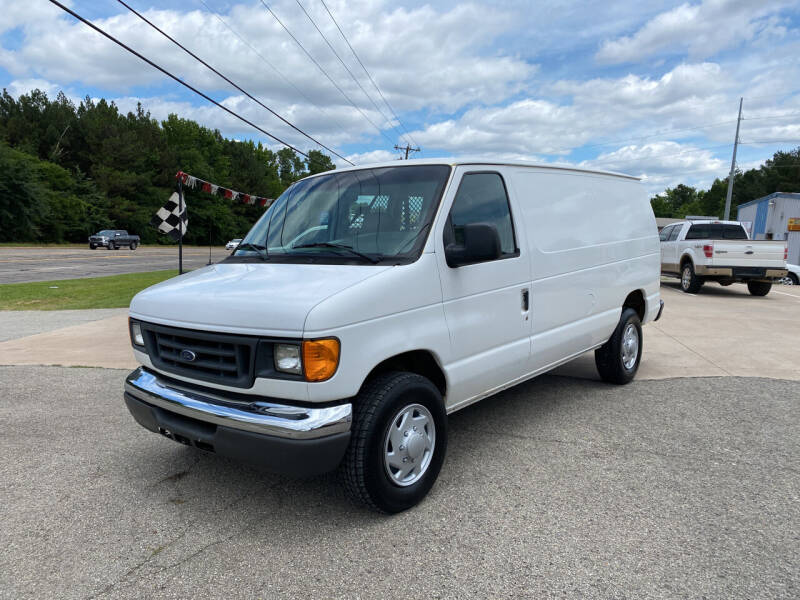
left=621, top=323, right=639, bottom=370
left=682, top=266, right=692, bottom=290
left=383, top=403, right=436, bottom=487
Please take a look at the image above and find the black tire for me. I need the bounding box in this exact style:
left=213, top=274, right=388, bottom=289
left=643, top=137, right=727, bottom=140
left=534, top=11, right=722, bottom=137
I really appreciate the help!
left=89, top=244, right=96, bottom=250
left=789, top=273, right=799, bottom=285
left=130, top=241, right=138, bottom=250
left=680, top=262, right=703, bottom=293
left=107, top=241, right=115, bottom=250
left=747, top=281, right=772, bottom=296
left=341, top=371, right=447, bottom=513
left=595, top=307, right=642, bottom=385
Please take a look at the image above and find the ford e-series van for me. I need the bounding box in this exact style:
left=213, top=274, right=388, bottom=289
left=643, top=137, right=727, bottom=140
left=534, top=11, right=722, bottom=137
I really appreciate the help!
left=124, top=159, right=663, bottom=512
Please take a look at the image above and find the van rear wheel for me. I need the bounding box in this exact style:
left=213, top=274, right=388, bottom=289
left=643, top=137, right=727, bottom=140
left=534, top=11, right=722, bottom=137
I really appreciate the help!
left=341, top=371, right=447, bottom=513
left=595, top=307, right=642, bottom=385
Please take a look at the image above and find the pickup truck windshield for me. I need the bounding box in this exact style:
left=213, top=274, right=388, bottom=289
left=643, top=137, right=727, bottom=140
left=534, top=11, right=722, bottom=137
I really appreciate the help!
left=234, top=165, right=451, bottom=264
left=685, top=224, right=748, bottom=240
left=97, top=230, right=116, bottom=236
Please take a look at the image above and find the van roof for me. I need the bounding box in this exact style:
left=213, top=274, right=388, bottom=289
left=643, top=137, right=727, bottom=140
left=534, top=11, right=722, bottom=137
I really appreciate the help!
left=305, top=157, right=640, bottom=181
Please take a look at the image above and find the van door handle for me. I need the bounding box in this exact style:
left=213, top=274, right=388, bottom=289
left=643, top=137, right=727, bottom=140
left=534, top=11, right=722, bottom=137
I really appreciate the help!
left=521, top=288, right=529, bottom=311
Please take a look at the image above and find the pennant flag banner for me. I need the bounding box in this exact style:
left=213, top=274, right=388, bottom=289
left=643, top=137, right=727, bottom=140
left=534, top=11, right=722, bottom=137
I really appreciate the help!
left=176, top=171, right=274, bottom=208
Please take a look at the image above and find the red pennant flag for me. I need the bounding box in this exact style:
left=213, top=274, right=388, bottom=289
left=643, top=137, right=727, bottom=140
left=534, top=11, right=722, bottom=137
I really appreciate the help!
left=202, top=182, right=211, bottom=193
left=223, top=189, right=233, bottom=199
left=242, top=194, right=250, bottom=204
left=259, top=197, right=267, bottom=207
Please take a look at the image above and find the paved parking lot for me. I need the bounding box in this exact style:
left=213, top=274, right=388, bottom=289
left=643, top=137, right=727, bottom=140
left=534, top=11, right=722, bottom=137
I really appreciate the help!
left=1, top=279, right=799, bottom=598
left=1, top=366, right=798, bottom=599
left=0, top=246, right=231, bottom=283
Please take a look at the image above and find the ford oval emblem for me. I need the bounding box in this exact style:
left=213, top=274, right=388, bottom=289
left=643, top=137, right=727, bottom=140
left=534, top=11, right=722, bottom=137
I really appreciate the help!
left=180, top=349, right=197, bottom=362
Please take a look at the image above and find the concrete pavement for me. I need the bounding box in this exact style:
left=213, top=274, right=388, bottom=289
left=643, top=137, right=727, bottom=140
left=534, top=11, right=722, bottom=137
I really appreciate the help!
left=1, top=366, right=798, bottom=599
left=2, top=281, right=799, bottom=380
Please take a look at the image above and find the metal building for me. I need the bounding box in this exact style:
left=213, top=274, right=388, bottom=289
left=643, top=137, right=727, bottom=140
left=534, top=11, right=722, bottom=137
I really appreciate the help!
left=737, top=192, right=800, bottom=264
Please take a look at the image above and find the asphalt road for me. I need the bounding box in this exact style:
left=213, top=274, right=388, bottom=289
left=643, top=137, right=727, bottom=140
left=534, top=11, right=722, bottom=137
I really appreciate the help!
left=0, top=246, right=232, bottom=283
left=1, top=366, right=797, bottom=599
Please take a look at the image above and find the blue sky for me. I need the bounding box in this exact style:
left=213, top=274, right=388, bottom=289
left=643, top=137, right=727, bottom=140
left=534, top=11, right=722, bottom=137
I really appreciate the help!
left=1, top=0, right=799, bottom=194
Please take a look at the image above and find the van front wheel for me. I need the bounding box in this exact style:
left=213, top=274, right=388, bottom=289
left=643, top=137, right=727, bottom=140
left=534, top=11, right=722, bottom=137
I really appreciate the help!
left=341, top=372, right=447, bottom=513
left=595, top=307, right=642, bottom=385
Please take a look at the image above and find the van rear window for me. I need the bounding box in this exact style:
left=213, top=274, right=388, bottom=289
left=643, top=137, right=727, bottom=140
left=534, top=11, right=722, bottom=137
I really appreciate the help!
left=685, top=224, right=747, bottom=240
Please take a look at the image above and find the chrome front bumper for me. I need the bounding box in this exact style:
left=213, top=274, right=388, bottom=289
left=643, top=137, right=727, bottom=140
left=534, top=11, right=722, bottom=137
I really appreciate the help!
left=124, top=367, right=352, bottom=440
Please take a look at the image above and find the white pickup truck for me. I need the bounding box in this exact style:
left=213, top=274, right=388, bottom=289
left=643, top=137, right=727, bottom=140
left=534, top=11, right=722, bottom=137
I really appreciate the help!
left=660, top=220, right=788, bottom=296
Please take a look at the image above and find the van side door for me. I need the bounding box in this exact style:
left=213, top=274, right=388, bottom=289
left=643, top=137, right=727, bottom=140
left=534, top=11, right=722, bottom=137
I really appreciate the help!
left=434, top=168, right=532, bottom=405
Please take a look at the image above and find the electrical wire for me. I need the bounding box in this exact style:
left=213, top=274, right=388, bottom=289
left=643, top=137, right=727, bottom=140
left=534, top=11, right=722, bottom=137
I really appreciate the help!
left=318, top=0, right=420, bottom=152
left=117, top=0, right=353, bottom=165
left=194, top=0, right=353, bottom=148
left=47, top=0, right=329, bottom=168
left=542, top=120, right=738, bottom=155
left=293, top=0, right=403, bottom=147
left=588, top=143, right=733, bottom=167
left=258, top=0, right=399, bottom=152
left=741, top=140, right=800, bottom=145
left=742, top=112, right=800, bottom=121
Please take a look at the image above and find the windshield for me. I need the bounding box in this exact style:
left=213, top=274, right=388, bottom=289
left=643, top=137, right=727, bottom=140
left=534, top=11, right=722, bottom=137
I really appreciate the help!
left=97, top=230, right=115, bottom=236
left=234, top=165, right=451, bottom=263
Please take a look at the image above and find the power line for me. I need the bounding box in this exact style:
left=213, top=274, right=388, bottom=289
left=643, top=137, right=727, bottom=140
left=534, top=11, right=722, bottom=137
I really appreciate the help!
left=258, top=0, right=398, bottom=151
left=543, top=119, right=739, bottom=156
left=293, top=0, right=403, bottom=147
left=589, top=143, right=733, bottom=167
left=195, top=0, right=353, bottom=148
left=317, top=0, right=420, bottom=151
left=117, top=0, right=353, bottom=165
left=47, top=0, right=327, bottom=168
left=742, top=112, right=800, bottom=121
left=741, top=139, right=800, bottom=144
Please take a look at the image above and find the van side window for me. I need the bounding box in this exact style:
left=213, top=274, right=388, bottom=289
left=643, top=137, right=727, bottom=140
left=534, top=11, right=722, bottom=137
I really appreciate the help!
left=446, top=172, right=516, bottom=256
left=668, top=226, right=681, bottom=241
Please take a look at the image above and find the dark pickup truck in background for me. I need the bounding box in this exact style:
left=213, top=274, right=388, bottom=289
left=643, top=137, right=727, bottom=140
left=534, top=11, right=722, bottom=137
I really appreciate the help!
left=89, top=230, right=140, bottom=250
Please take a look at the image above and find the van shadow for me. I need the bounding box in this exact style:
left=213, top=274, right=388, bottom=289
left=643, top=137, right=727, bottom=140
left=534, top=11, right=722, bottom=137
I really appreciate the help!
left=130, top=373, right=609, bottom=529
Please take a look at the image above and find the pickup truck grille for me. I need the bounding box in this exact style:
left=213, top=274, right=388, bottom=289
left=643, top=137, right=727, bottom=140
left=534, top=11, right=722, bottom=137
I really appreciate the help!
left=140, top=323, right=256, bottom=388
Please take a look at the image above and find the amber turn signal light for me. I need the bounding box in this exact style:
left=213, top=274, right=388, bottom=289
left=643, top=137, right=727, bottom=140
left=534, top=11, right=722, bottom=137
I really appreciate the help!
left=302, top=338, right=340, bottom=382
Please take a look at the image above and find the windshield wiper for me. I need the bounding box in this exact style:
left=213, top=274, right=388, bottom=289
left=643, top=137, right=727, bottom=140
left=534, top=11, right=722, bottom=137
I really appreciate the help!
left=291, top=242, right=381, bottom=264
left=235, top=242, right=268, bottom=259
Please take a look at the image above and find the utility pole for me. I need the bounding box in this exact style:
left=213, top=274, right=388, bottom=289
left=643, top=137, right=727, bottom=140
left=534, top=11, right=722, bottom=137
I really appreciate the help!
left=394, top=144, right=420, bottom=160
left=724, top=97, right=743, bottom=221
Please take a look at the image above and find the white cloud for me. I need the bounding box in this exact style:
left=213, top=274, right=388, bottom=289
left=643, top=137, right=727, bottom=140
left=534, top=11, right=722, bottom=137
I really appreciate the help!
left=596, top=0, right=794, bottom=64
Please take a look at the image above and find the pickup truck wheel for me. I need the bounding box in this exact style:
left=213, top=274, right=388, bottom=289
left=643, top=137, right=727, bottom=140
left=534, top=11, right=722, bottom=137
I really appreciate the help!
left=341, top=371, right=447, bottom=513
left=747, top=281, right=772, bottom=296
left=89, top=244, right=96, bottom=250
left=130, top=242, right=138, bottom=250
left=595, top=307, right=642, bottom=385
left=680, top=263, right=703, bottom=293
left=107, top=241, right=115, bottom=250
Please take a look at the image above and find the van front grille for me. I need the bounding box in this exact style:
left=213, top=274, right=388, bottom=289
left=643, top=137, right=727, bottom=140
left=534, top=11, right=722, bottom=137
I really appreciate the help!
left=140, top=323, right=256, bottom=388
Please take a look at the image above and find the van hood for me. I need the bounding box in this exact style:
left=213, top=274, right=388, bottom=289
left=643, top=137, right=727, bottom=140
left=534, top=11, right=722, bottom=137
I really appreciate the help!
left=130, top=262, right=390, bottom=335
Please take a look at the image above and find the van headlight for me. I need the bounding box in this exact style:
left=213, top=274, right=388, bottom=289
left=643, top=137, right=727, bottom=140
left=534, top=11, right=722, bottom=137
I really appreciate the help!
left=274, top=344, right=302, bottom=375
left=129, top=319, right=145, bottom=347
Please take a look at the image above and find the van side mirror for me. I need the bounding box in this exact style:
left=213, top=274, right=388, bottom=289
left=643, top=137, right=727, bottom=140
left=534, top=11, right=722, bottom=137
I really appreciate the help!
left=445, top=223, right=502, bottom=268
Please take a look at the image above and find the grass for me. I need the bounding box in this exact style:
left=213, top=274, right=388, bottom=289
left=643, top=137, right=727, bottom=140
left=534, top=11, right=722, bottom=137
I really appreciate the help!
left=0, top=270, right=179, bottom=310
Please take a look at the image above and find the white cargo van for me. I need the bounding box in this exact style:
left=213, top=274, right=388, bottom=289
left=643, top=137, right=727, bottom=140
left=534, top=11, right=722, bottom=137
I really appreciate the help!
left=125, top=160, right=663, bottom=512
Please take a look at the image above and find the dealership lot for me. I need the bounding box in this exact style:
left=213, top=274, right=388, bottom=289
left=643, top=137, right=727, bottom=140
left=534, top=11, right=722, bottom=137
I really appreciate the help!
left=0, top=282, right=798, bottom=598
left=0, top=246, right=230, bottom=284
left=1, top=367, right=797, bottom=599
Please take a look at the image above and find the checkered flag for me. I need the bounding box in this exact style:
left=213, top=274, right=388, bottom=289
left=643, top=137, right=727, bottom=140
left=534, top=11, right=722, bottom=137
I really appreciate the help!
left=150, top=192, right=188, bottom=241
